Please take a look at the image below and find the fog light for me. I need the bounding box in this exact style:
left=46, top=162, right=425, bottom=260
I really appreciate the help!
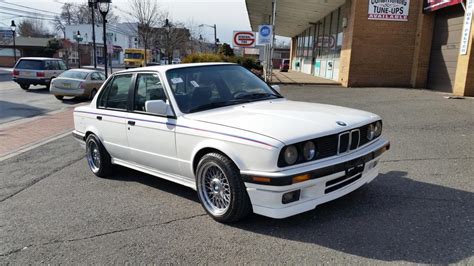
left=282, top=190, right=301, bottom=204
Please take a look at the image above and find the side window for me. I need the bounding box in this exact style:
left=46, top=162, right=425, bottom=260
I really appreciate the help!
left=97, top=74, right=132, bottom=110
left=58, top=61, right=68, bottom=70
left=44, top=61, right=54, bottom=70
left=91, top=72, right=100, bottom=80
left=133, top=73, right=167, bottom=112
left=98, top=72, right=106, bottom=80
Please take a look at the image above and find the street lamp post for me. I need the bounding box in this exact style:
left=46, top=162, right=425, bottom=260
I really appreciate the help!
left=199, top=24, right=218, bottom=53
left=74, top=31, right=83, bottom=68
left=88, top=0, right=98, bottom=68
left=98, top=0, right=111, bottom=78
left=164, top=19, right=172, bottom=65
left=10, top=20, right=16, bottom=63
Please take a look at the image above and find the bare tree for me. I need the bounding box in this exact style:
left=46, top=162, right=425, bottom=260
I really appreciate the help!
left=18, top=19, right=53, bottom=38
left=56, top=1, right=119, bottom=26
left=127, top=0, right=162, bottom=66
left=157, top=20, right=191, bottom=63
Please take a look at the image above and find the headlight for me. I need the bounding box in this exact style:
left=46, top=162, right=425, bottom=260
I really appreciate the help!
left=374, top=121, right=382, bottom=137
left=367, top=124, right=375, bottom=141
left=303, top=141, right=316, bottom=161
left=283, top=145, right=298, bottom=165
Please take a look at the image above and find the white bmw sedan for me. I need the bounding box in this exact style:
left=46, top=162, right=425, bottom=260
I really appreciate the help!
left=73, top=63, right=390, bottom=223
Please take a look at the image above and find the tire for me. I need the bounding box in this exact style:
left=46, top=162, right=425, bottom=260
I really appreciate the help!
left=89, top=89, right=97, bottom=100
left=55, top=95, right=64, bottom=100
left=85, top=134, right=113, bottom=177
left=196, top=153, right=252, bottom=223
left=20, top=84, right=30, bottom=90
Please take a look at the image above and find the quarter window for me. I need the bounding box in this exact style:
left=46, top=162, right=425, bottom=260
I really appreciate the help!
left=98, top=74, right=132, bottom=110
left=133, top=73, right=167, bottom=112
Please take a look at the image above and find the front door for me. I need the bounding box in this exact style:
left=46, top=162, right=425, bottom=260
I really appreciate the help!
left=126, top=73, right=179, bottom=175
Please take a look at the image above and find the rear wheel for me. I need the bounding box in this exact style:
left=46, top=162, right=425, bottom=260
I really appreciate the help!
left=20, top=84, right=30, bottom=90
left=196, top=153, right=252, bottom=223
left=90, top=89, right=97, bottom=100
left=54, top=95, right=64, bottom=100
left=86, top=134, right=113, bottom=177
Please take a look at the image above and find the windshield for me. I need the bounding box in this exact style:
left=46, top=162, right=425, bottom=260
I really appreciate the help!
left=125, top=53, right=143, bottom=59
left=59, top=70, right=89, bottom=80
left=166, top=65, right=282, bottom=113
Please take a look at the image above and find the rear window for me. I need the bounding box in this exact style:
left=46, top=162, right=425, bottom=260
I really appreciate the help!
left=15, top=60, right=44, bottom=70
left=59, top=70, right=89, bottom=80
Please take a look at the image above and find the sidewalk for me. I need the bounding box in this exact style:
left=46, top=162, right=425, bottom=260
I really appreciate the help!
left=271, top=70, right=340, bottom=85
left=0, top=108, right=75, bottom=159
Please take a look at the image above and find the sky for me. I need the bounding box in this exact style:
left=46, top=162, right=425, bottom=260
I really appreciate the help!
left=0, top=0, right=264, bottom=44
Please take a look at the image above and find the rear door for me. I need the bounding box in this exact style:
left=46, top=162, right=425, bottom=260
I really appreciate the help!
left=95, top=74, right=133, bottom=160
left=126, top=72, right=179, bottom=175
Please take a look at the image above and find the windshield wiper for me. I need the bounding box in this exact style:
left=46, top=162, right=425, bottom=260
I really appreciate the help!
left=189, top=101, right=248, bottom=113
left=235, top=92, right=282, bottom=100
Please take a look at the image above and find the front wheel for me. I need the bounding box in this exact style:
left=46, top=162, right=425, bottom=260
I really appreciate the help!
left=86, top=134, right=113, bottom=177
left=54, top=95, right=64, bottom=100
left=196, top=153, right=252, bottom=223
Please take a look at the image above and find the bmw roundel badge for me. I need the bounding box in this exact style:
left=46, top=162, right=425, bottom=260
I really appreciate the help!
left=336, top=121, right=347, bottom=126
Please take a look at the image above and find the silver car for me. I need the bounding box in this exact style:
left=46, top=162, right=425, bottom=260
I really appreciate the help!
left=12, top=57, right=68, bottom=90
left=50, top=69, right=106, bottom=100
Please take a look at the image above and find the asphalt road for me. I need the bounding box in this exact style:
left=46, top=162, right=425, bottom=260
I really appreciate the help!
left=1, top=85, right=473, bottom=264
left=0, top=81, right=84, bottom=125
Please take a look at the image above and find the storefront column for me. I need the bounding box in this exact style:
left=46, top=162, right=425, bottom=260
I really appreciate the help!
left=453, top=18, right=474, bottom=96
left=410, top=11, right=435, bottom=88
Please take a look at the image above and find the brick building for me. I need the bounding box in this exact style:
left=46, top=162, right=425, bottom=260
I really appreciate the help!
left=246, top=0, right=474, bottom=96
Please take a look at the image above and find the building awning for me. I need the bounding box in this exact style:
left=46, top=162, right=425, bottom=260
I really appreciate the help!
left=246, top=0, right=345, bottom=37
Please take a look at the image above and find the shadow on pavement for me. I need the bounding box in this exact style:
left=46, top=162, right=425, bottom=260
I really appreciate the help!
left=0, top=100, right=48, bottom=121
left=91, top=166, right=473, bottom=263
left=231, top=171, right=474, bottom=264
left=107, top=166, right=199, bottom=203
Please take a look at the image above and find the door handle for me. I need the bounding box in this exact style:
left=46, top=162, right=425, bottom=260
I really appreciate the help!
left=96, top=116, right=102, bottom=120
left=128, top=120, right=136, bottom=126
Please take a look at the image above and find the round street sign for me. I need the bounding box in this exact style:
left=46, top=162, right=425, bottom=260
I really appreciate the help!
left=260, top=25, right=271, bottom=37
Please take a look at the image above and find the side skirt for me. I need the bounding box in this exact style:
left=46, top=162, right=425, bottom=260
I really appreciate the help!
left=111, top=158, right=197, bottom=190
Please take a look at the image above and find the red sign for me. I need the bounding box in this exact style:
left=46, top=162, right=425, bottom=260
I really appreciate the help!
left=233, top=31, right=256, bottom=47
left=424, top=0, right=463, bottom=12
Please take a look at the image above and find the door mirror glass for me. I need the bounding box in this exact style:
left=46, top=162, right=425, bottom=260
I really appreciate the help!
left=145, top=100, right=172, bottom=116
left=271, top=85, right=281, bottom=93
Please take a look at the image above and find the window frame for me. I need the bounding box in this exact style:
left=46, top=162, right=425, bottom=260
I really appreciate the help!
left=96, top=73, right=135, bottom=112
left=131, top=71, right=175, bottom=118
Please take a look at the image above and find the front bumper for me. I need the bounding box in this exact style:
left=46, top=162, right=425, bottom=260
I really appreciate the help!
left=13, top=77, right=49, bottom=85
left=50, top=87, right=86, bottom=97
left=242, top=137, right=390, bottom=219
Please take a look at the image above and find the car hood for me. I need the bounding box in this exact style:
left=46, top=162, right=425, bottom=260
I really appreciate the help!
left=185, top=99, right=380, bottom=144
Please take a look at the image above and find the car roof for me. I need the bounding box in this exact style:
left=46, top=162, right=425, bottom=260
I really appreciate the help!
left=114, top=62, right=237, bottom=74
left=66, top=68, right=99, bottom=73
left=18, top=57, right=63, bottom=61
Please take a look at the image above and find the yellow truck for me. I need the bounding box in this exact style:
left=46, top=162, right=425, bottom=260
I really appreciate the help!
left=124, top=48, right=152, bottom=68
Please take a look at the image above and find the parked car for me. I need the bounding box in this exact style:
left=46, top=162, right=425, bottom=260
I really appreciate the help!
left=12, top=57, right=68, bottom=90
left=50, top=69, right=106, bottom=100
left=72, top=63, right=390, bottom=223
left=172, top=58, right=181, bottom=64
left=280, top=59, right=290, bottom=72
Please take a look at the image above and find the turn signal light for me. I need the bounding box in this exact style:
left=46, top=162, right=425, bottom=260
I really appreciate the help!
left=292, top=174, right=310, bottom=184
left=251, top=176, right=271, bottom=183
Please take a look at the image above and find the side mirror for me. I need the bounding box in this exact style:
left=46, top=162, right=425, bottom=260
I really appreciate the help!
left=271, top=85, right=281, bottom=94
left=145, top=100, right=173, bottom=116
